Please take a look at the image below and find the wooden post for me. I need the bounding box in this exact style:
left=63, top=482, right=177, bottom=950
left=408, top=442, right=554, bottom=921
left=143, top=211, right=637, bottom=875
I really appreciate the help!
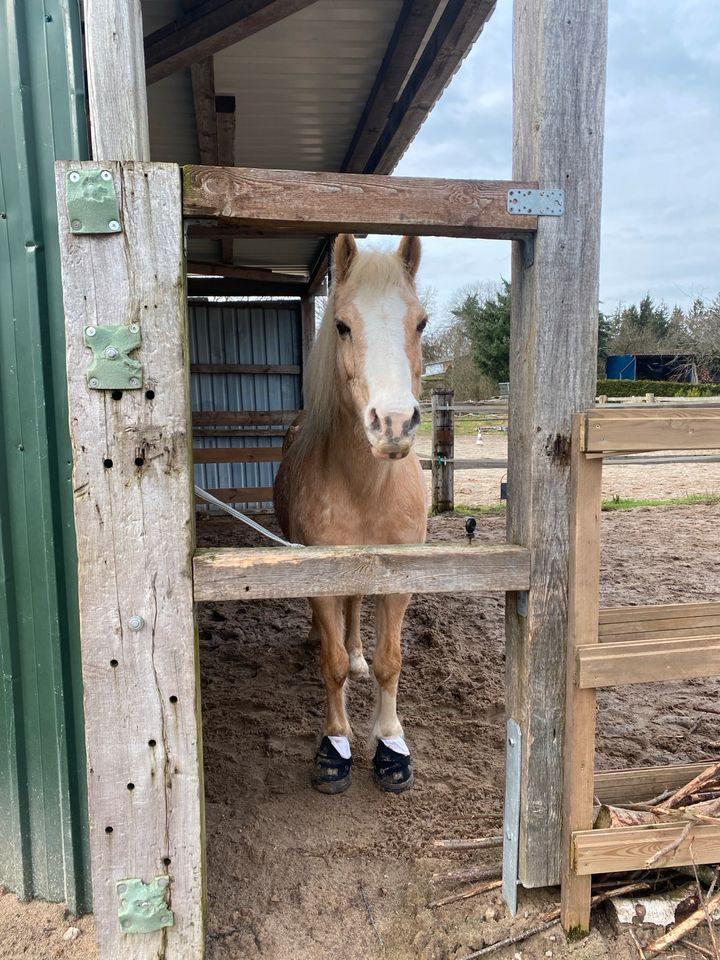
left=56, top=162, right=204, bottom=958
left=431, top=388, right=454, bottom=513
left=84, top=0, right=150, bottom=160
left=301, top=293, right=316, bottom=375
left=506, top=0, right=608, bottom=888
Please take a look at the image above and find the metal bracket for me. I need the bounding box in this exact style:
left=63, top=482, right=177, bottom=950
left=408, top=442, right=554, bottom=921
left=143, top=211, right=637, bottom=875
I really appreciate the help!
left=116, top=876, right=174, bottom=934
left=85, top=324, right=142, bottom=390
left=516, top=591, right=529, bottom=618
left=502, top=718, right=522, bottom=915
left=66, top=168, right=122, bottom=234
left=507, top=189, right=565, bottom=216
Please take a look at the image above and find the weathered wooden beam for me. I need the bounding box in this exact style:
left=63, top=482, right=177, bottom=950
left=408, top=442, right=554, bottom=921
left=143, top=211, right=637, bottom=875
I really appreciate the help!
left=84, top=0, right=150, bottom=159
left=182, top=166, right=538, bottom=238
left=187, top=260, right=306, bottom=283
left=196, top=486, right=274, bottom=504
left=577, top=635, right=720, bottom=689
left=191, top=363, right=301, bottom=375
left=56, top=162, right=204, bottom=958
left=431, top=388, right=453, bottom=513
left=215, top=95, right=237, bottom=263
left=145, top=0, right=319, bottom=85
left=507, top=0, right=608, bottom=891
left=583, top=407, right=720, bottom=453
left=599, top=602, right=720, bottom=643
left=187, top=277, right=307, bottom=297
left=192, top=447, right=282, bottom=463
left=365, top=0, right=497, bottom=175
left=187, top=224, right=324, bottom=240
left=572, top=822, right=720, bottom=875
left=190, top=58, right=218, bottom=165
left=193, top=543, right=531, bottom=602
left=192, top=410, right=300, bottom=426
left=594, top=762, right=719, bottom=806
left=301, top=294, right=315, bottom=371
left=342, top=0, right=440, bottom=174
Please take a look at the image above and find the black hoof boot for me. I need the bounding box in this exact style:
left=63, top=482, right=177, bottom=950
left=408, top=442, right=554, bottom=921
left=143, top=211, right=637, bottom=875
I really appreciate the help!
left=311, top=736, right=352, bottom=794
left=372, top=740, right=414, bottom=793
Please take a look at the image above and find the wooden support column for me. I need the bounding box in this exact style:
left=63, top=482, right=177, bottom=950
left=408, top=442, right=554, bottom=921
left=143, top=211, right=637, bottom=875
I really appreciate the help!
left=56, top=162, right=204, bottom=958
left=506, top=0, right=608, bottom=888
left=301, top=294, right=316, bottom=375
left=84, top=0, right=150, bottom=160
left=431, top=388, right=453, bottom=513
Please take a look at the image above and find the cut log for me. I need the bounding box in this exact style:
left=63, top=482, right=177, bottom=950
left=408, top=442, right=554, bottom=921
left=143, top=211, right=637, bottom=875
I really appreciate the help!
left=595, top=805, right=664, bottom=829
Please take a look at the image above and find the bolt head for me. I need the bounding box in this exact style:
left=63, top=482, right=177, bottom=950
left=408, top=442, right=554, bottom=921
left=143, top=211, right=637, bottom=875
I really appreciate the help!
left=86, top=326, right=96, bottom=337
left=127, top=615, right=144, bottom=631
left=89, top=378, right=99, bottom=388
left=129, top=324, right=140, bottom=334
left=104, top=346, right=119, bottom=360
left=68, top=171, right=80, bottom=183
left=100, top=170, right=112, bottom=181
left=108, top=219, right=120, bottom=231
left=71, top=219, right=82, bottom=230
left=129, top=377, right=140, bottom=387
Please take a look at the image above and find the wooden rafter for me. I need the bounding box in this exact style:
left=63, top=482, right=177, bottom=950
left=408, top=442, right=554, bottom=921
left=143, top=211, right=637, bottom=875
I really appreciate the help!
left=215, top=96, right=237, bottom=263
left=187, top=277, right=307, bottom=297
left=189, top=59, right=218, bottom=165
left=145, top=0, right=320, bottom=84
left=186, top=260, right=306, bottom=283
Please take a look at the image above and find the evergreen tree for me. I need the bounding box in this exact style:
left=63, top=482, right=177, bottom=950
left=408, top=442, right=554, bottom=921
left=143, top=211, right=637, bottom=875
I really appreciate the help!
left=458, top=280, right=512, bottom=382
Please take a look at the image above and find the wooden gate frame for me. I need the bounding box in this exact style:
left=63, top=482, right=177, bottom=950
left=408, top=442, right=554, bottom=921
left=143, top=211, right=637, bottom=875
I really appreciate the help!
left=57, top=1, right=608, bottom=956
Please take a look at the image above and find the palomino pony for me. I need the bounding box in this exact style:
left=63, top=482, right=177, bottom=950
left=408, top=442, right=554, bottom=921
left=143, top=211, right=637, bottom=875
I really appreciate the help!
left=274, top=234, right=428, bottom=794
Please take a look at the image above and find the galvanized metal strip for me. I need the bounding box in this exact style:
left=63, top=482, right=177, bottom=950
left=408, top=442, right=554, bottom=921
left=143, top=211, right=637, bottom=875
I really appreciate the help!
left=507, top=189, right=564, bottom=216
left=66, top=168, right=122, bottom=234
left=502, top=718, right=522, bottom=915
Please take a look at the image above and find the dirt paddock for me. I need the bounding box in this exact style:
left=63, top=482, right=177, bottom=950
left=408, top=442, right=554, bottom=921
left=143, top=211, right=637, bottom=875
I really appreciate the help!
left=2, top=503, right=720, bottom=960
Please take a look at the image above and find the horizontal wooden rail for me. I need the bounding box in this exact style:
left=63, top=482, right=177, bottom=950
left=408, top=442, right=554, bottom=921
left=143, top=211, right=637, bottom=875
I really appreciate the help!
left=192, top=410, right=299, bottom=427
left=182, top=166, right=538, bottom=239
left=190, top=363, right=301, bottom=375
left=599, top=601, right=720, bottom=643
left=594, top=761, right=718, bottom=806
left=419, top=454, right=720, bottom=471
left=193, top=543, right=531, bottom=601
left=582, top=406, right=720, bottom=453
left=192, top=447, right=281, bottom=464
left=572, top=822, right=720, bottom=875
left=577, top=635, right=720, bottom=688
left=195, top=487, right=273, bottom=504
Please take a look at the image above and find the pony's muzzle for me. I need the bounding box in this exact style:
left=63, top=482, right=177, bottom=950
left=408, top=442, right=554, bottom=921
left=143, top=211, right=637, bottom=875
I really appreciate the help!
left=364, top=404, right=421, bottom=458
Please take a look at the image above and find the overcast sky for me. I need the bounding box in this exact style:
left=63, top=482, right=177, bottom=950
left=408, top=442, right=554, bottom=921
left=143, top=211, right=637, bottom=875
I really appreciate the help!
left=367, top=1, right=720, bottom=320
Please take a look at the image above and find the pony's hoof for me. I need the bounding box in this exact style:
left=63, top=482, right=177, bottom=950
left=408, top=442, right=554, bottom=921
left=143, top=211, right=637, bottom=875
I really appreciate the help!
left=311, top=736, right=352, bottom=794
left=349, top=654, right=370, bottom=679
left=372, top=740, right=414, bottom=794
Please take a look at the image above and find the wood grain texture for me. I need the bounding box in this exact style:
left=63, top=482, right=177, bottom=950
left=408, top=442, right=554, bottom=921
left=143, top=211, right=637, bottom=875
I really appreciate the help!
left=560, top=415, right=603, bottom=932
left=583, top=408, right=720, bottom=453
left=431, top=389, right=454, bottom=512
left=594, top=762, right=718, bottom=806
left=84, top=0, right=150, bottom=160
left=193, top=543, right=531, bottom=602
left=190, top=58, right=218, bottom=166
left=182, top=166, right=538, bottom=238
left=572, top=822, right=720, bottom=875
left=192, top=410, right=300, bottom=426
left=507, top=0, right=608, bottom=890
left=195, top=486, right=274, bottom=504
left=192, top=447, right=282, bottom=464
left=599, top=602, right=720, bottom=642
left=577, top=635, right=720, bottom=688
left=56, top=162, right=204, bottom=959
left=145, top=0, right=319, bottom=84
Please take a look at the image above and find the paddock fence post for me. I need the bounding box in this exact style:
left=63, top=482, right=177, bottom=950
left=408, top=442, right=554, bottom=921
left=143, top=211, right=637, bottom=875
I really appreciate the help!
left=431, top=387, right=454, bottom=513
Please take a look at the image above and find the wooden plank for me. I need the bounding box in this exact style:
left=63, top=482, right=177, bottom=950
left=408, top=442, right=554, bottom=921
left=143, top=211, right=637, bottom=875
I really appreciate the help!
left=193, top=543, right=531, bottom=602
left=594, top=762, right=719, bottom=806
left=431, top=388, right=454, bottom=512
left=182, top=166, right=538, bottom=239
left=508, top=0, right=608, bottom=892
left=84, top=0, right=150, bottom=160
left=572, top=822, right=720, bottom=876
left=186, top=261, right=305, bottom=284
left=187, top=277, right=308, bottom=297
left=301, top=294, right=315, bottom=371
left=195, top=486, right=273, bottom=504
left=192, top=409, right=299, bottom=426
left=192, top=446, right=282, bottom=464
left=560, top=415, right=603, bottom=933
left=189, top=58, right=218, bottom=165
left=187, top=225, right=323, bottom=241
left=215, top=95, right=236, bottom=264
left=583, top=409, right=720, bottom=453
left=600, top=621, right=720, bottom=643
left=600, top=601, right=720, bottom=625
left=145, top=0, right=319, bottom=84
left=365, top=0, right=497, bottom=175
left=190, top=363, right=301, bottom=375
left=56, top=161, right=203, bottom=958
left=577, top=635, right=720, bottom=689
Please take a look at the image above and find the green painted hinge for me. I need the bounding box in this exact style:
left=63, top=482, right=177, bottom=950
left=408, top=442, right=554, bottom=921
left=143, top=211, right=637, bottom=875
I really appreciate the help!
left=85, top=324, right=142, bottom=390
left=117, top=876, right=174, bottom=934
left=66, top=168, right=122, bottom=234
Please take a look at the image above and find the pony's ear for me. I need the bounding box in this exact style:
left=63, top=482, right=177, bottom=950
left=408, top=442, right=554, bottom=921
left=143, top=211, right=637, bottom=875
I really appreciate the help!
left=398, top=235, right=421, bottom=278
left=334, top=234, right=358, bottom=283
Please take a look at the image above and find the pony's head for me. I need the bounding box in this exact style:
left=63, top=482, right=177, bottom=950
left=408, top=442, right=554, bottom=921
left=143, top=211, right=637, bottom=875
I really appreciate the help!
left=308, top=234, right=426, bottom=460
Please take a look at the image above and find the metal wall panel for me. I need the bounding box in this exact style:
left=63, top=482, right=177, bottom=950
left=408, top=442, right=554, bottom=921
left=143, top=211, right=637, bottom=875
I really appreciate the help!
left=0, top=0, right=90, bottom=912
left=190, top=302, right=302, bottom=508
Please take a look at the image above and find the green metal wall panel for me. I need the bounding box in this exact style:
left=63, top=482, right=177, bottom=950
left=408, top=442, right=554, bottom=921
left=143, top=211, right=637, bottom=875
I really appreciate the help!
left=0, top=0, right=90, bottom=913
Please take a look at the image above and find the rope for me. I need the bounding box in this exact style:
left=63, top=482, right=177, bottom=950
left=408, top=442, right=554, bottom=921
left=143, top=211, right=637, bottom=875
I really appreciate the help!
left=194, top=485, right=303, bottom=548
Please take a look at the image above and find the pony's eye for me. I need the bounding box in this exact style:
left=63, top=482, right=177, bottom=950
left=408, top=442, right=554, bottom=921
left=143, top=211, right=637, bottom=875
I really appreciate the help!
left=417, top=317, right=428, bottom=334
left=336, top=320, right=351, bottom=338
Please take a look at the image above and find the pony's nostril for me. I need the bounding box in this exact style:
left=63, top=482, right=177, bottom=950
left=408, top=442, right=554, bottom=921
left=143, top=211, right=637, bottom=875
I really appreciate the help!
left=367, top=408, right=381, bottom=433
left=409, top=406, right=421, bottom=430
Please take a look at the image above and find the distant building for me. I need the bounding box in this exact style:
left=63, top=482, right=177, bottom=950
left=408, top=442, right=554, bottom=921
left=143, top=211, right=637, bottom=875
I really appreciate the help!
left=423, top=359, right=452, bottom=378
left=606, top=354, right=700, bottom=382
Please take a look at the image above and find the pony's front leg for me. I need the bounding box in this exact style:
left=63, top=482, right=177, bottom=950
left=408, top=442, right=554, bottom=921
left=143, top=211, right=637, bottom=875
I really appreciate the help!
left=372, top=593, right=414, bottom=793
left=310, top=595, right=353, bottom=794
left=345, top=595, right=369, bottom=678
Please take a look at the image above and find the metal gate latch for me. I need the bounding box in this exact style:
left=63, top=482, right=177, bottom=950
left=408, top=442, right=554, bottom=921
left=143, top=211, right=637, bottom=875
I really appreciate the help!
left=117, top=876, right=174, bottom=934
left=85, top=324, right=142, bottom=390
left=66, top=168, right=122, bottom=234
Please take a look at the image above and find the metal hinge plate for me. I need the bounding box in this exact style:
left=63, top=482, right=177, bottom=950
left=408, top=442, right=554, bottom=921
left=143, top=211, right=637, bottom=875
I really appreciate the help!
left=85, top=324, right=142, bottom=390
left=117, top=876, right=174, bottom=934
left=507, top=189, right=564, bottom=216
left=66, top=168, right=122, bottom=234
left=502, top=718, right=523, bottom=915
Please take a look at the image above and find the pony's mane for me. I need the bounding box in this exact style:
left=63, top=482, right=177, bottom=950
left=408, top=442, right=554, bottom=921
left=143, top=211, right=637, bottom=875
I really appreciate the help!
left=300, top=249, right=412, bottom=448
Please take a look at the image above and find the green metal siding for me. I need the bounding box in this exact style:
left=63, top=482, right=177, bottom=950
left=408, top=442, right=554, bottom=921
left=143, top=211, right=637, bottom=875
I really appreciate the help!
left=0, top=0, right=90, bottom=913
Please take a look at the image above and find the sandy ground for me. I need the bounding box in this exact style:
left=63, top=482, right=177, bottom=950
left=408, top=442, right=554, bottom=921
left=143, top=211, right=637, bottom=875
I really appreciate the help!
left=414, top=432, right=720, bottom=506
left=4, top=498, right=720, bottom=960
